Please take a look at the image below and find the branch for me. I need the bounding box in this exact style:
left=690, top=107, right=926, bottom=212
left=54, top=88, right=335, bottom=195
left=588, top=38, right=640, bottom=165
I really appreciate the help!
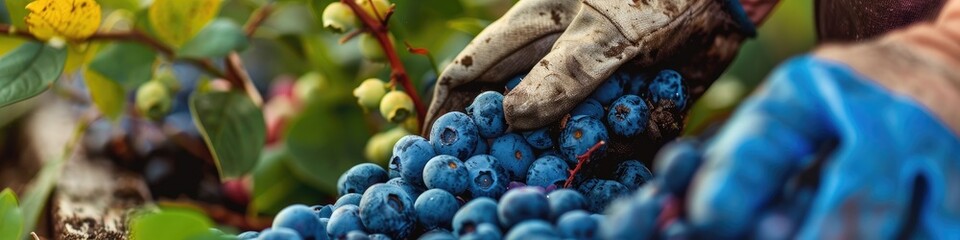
left=341, top=0, right=427, bottom=126
left=244, top=3, right=275, bottom=38
left=563, top=141, right=606, bottom=188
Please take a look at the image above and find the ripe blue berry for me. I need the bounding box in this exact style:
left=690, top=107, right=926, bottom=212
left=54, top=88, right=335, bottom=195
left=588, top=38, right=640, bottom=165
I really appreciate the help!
left=547, top=189, right=587, bottom=221
left=419, top=229, right=457, bottom=240
left=335, top=193, right=363, bottom=209
left=273, top=205, right=322, bottom=239
left=338, top=163, right=389, bottom=196
left=498, top=187, right=550, bottom=226
left=525, top=156, right=569, bottom=188
left=503, top=220, right=558, bottom=240
left=237, top=231, right=260, bottom=239
left=464, top=155, right=509, bottom=199
left=557, top=210, right=599, bottom=240
left=453, top=198, right=500, bottom=237
left=615, top=160, right=654, bottom=190
left=467, top=91, right=507, bottom=138
left=415, top=189, right=460, bottom=230
left=460, top=223, right=501, bottom=240
left=521, top=128, right=553, bottom=150
left=653, top=138, right=703, bottom=195
left=259, top=227, right=303, bottom=240
left=358, top=184, right=416, bottom=239
left=422, top=155, right=469, bottom=195
left=472, top=138, right=489, bottom=155
left=648, top=69, right=687, bottom=110
left=489, top=133, right=535, bottom=181
left=589, top=76, right=625, bottom=105
left=367, top=233, right=391, bottom=240
left=313, top=205, right=334, bottom=219
left=392, top=135, right=436, bottom=187
left=577, top=179, right=629, bottom=213
left=316, top=218, right=330, bottom=240
left=386, top=177, right=423, bottom=200
left=560, top=116, right=609, bottom=162
left=328, top=205, right=365, bottom=239
left=430, top=112, right=480, bottom=159
left=571, top=98, right=605, bottom=120
left=345, top=230, right=369, bottom=240
left=621, top=71, right=650, bottom=96
left=607, top=95, right=650, bottom=137
left=599, top=186, right=665, bottom=240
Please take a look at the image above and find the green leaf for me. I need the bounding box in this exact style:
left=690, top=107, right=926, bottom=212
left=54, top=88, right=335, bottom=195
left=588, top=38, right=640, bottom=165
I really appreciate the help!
left=191, top=91, right=266, bottom=180
left=446, top=17, right=490, bottom=36
left=284, top=96, right=368, bottom=193
left=130, top=208, right=214, bottom=240
left=88, top=42, right=157, bottom=90
left=83, top=71, right=126, bottom=120
left=20, top=158, right=64, bottom=239
left=0, top=189, right=23, bottom=240
left=4, top=0, right=31, bottom=30
left=0, top=42, right=67, bottom=108
left=99, top=0, right=144, bottom=11
left=149, top=0, right=223, bottom=47
left=251, top=148, right=327, bottom=215
left=178, top=19, right=249, bottom=59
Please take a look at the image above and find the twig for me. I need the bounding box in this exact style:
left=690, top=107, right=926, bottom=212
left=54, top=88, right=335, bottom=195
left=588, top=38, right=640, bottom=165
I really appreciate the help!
left=244, top=3, right=275, bottom=38
left=404, top=42, right=440, bottom=78
left=341, top=0, right=427, bottom=125
left=563, top=141, right=606, bottom=188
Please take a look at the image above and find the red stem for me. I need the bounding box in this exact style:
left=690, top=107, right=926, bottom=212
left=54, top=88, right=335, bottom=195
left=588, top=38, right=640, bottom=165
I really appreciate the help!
left=341, top=0, right=427, bottom=125
left=564, top=141, right=606, bottom=188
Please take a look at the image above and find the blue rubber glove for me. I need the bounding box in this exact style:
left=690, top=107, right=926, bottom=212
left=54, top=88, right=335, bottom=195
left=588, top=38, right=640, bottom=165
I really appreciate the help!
left=686, top=55, right=960, bottom=238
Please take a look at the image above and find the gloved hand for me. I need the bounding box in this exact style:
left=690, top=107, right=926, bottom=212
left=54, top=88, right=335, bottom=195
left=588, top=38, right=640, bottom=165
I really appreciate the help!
left=676, top=2, right=960, bottom=238
left=424, top=0, right=777, bottom=134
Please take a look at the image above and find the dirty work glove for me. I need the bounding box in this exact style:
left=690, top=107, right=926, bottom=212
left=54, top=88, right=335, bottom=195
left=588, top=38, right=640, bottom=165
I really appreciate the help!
left=683, top=3, right=960, bottom=238
left=424, top=0, right=772, bottom=134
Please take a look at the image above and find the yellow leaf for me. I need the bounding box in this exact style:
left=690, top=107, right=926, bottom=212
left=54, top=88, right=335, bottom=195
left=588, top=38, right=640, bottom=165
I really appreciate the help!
left=148, top=0, right=223, bottom=47
left=25, top=0, right=103, bottom=41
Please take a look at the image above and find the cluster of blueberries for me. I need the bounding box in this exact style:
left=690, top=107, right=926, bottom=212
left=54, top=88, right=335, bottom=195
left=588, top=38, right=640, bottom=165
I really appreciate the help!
left=236, top=69, right=701, bottom=239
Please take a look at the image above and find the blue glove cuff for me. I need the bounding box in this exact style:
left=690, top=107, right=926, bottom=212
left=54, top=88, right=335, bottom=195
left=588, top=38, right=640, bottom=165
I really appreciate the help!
left=724, top=0, right=757, bottom=37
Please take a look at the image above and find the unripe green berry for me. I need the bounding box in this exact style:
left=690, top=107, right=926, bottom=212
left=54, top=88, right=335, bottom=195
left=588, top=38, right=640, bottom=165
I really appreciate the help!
left=136, top=81, right=172, bottom=120
left=379, top=90, right=414, bottom=123
left=322, top=2, right=359, bottom=33
left=358, top=33, right=391, bottom=62
left=401, top=114, right=419, bottom=134
left=353, top=78, right=387, bottom=110
left=355, top=0, right=392, bottom=21
left=294, top=72, right=327, bottom=103
left=364, top=126, right=409, bottom=164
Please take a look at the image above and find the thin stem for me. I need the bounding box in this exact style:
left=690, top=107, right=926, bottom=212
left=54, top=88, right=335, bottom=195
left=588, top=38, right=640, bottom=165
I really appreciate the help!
left=244, top=3, right=275, bottom=38
left=341, top=0, right=427, bottom=126
left=563, top=141, right=606, bottom=188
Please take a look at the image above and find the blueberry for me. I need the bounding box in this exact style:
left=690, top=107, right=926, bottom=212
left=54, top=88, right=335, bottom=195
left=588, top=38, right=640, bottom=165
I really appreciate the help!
left=415, top=189, right=460, bottom=230
left=338, top=163, right=389, bottom=196
left=606, top=95, right=650, bottom=137
left=525, top=156, right=569, bottom=188
left=557, top=210, right=599, bottom=240
left=463, top=155, right=509, bottom=199
left=335, top=193, right=363, bottom=209
left=589, top=76, right=624, bottom=105
left=368, top=233, right=391, bottom=240
left=503, top=220, right=558, bottom=240
left=418, top=229, right=457, bottom=240
left=521, top=128, right=553, bottom=150
left=422, top=155, right=470, bottom=195
left=662, top=219, right=694, bottom=240
left=317, top=218, right=330, bottom=240
left=328, top=205, right=365, bottom=239
left=615, top=160, right=654, bottom=190
left=489, top=133, right=536, bottom=181
left=388, top=157, right=401, bottom=179
left=648, top=69, right=687, bottom=110
left=570, top=99, right=605, bottom=120
left=430, top=112, right=480, bottom=159
left=653, top=138, right=702, bottom=195
left=273, top=205, right=321, bottom=239
left=460, top=223, right=501, bottom=240
left=393, top=135, right=436, bottom=187
left=259, top=227, right=303, bottom=240
left=358, top=184, right=416, bottom=239
left=473, top=139, right=489, bottom=155
left=505, top=75, right=524, bottom=91
left=453, top=198, right=500, bottom=237
left=236, top=231, right=260, bottom=239
left=599, top=186, right=665, bottom=240
left=345, top=230, right=370, bottom=240
left=467, top=91, right=507, bottom=138
left=560, top=116, right=609, bottom=162
left=313, top=205, right=334, bottom=219
left=498, top=187, right=550, bottom=226
left=546, top=189, right=587, bottom=221
left=386, top=177, right=424, bottom=200
left=577, top=179, right=629, bottom=213
left=620, top=71, right=650, bottom=96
